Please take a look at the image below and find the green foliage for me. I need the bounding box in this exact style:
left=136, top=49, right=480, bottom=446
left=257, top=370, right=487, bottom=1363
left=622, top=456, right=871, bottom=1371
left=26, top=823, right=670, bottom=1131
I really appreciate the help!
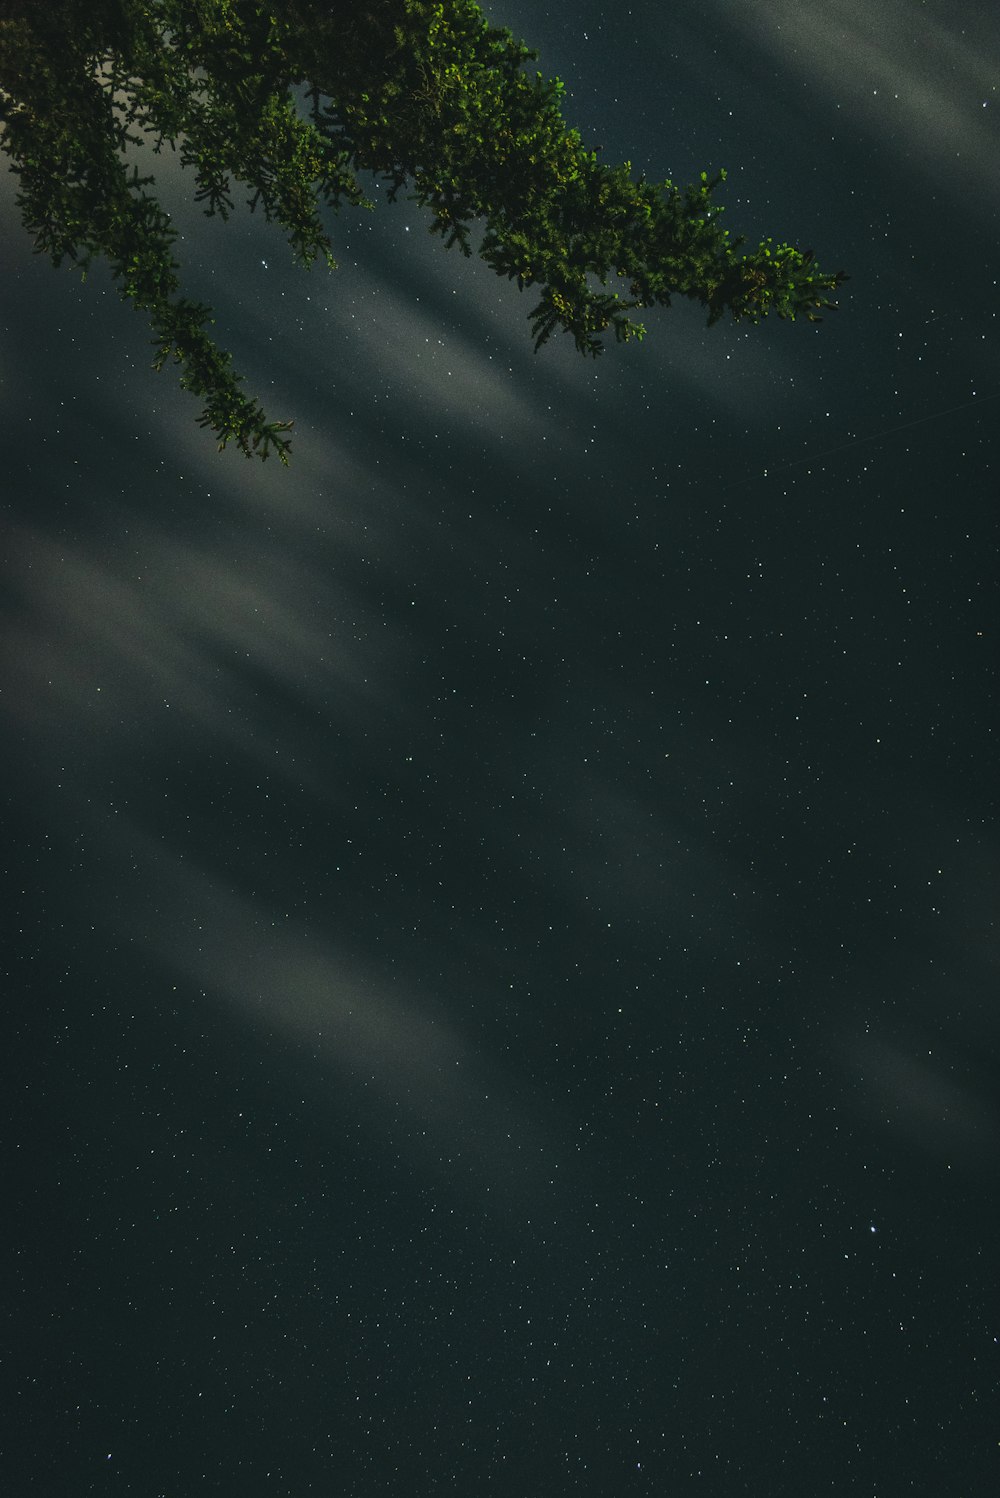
left=0, top=0, right=848, bottom=463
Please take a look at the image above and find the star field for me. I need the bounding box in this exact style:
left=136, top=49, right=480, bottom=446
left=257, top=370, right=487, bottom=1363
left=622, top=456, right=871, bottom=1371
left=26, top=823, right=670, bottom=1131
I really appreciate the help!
left=2, top=2, right=997, bottom=1494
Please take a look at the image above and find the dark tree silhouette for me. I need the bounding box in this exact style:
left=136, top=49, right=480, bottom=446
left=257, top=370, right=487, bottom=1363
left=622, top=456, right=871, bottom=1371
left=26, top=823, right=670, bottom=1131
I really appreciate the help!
left=0, top=0, right=848, bottom=463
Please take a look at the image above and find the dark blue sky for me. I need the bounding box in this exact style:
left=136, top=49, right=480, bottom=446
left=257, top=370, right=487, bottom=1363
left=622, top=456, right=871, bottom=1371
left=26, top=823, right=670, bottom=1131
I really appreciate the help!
left=2, top=2, right=998, bottom=1493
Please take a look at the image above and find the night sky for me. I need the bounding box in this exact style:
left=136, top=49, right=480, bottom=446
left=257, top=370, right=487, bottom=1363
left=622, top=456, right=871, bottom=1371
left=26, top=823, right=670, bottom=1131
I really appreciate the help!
left=3, top=1, right=998, bottom=1493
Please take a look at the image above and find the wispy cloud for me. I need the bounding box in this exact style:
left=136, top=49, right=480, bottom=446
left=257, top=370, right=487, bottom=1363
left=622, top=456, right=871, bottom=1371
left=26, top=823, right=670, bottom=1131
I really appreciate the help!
left=717, top=0, right=999, bottom=209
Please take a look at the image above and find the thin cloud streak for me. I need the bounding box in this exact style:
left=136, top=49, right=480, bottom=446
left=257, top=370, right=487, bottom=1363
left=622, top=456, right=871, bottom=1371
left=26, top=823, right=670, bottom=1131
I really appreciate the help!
left=108, top=826, right=568, bottom=1217
left=0, top=500, right=408, bottom=802
left=720, top=0, right=999, bottom=208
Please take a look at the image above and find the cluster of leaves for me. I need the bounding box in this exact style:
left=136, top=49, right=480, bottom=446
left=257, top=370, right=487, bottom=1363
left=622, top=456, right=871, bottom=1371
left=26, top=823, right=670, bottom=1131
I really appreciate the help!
left=0, top=0, right=848, bottom=464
